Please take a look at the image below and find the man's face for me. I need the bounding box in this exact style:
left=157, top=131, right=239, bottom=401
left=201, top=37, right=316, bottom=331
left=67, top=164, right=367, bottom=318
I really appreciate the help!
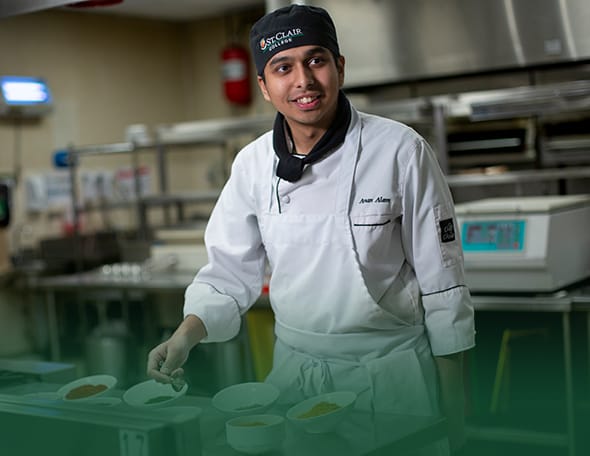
left=257, top=45, right=345, bottom=132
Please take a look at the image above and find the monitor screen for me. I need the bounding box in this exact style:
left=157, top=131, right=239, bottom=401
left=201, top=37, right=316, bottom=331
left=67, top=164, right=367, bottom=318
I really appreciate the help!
left=0, top=76, right=52, bottom=106
left=461, top=219, right=525, bottom=251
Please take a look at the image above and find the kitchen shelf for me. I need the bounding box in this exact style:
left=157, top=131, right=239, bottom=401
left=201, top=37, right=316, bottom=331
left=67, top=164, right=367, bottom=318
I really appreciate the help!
left=65, top=80, right=590, bottom=241
left=65, top=115, right=274, bottom=239
left=156, top=115, right=273, bottom=145
left=141, top=189, right=222, bottom=206
left=77, top=200, right=137, bottom=213
left=434, top=80, right=590, bottom=121
left=75, top=190, right=222, bottom=214
left=70, top=141, right=153, bottom=157
left=363, top=97, right=434, bottom=125
left=446, top=166, right=590, bottom=188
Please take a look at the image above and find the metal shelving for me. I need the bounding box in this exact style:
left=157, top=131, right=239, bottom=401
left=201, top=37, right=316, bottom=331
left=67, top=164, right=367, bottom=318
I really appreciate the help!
left=67, top=80, right=590, bottom=238
left=446, top=166, right=590, bottom=188
left=66, top=114, right=274, bottom=239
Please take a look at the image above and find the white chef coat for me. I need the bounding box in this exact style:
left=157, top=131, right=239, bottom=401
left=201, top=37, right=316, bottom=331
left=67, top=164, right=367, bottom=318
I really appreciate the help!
left=186, top=106, right=474, bottom=453
left=185, top=105, right=475, bottom=358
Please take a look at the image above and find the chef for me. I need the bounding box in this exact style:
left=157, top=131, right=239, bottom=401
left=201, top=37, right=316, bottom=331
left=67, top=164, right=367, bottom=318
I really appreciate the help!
left=147, top=5, right=475, bottom=454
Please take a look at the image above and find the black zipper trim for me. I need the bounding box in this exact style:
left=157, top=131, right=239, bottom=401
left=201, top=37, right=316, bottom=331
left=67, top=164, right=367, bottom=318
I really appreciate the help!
left=353, top=219, right=392, bottom=227
left=422, top=285, right=467, bottom=297
left=275, top=177, right=282, bottom=214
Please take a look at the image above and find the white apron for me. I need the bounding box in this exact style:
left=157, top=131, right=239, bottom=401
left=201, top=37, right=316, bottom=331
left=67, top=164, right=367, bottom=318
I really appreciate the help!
left=259, top=115, right=449, bottom=454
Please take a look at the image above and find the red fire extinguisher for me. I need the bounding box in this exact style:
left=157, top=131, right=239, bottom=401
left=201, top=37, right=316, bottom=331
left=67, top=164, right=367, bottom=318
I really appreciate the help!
left=221, top=45, right=252, bottom=106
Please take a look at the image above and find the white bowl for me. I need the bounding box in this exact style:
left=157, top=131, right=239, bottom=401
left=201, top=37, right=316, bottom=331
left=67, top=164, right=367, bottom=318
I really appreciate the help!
left=83, top=397, right=122, bottom=407
left=212, top=382, right=280, bottom=416
left=286, top=391, right=357, bottom=434
left=23, top=392, right=60, bottom=400
left=123, top=379, right=188, bottom=408
left=226, top=414, right=285, bottom=455
left=57, top=374, right=117, bottom=402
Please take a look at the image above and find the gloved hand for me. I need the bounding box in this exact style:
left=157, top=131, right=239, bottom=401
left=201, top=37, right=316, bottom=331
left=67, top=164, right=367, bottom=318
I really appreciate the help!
left=146, top=315, right=207, bottom=387
left=147, top=335, right=190, bottom=386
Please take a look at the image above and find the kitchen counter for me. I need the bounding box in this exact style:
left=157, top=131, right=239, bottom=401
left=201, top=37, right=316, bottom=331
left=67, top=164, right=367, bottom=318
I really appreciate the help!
left=467, top=282, right=590, bottom=456
left=26, top=268, right=196, bottom=292
left=21, top=268, right=269, bottom=392
left=0, top=381, right=447, bottom=456
left=21, top=270, right=590, bottom=455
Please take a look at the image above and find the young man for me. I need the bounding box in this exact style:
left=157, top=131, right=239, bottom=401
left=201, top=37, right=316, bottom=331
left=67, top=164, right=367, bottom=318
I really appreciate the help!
left=147, top=5, right=475, bottom=454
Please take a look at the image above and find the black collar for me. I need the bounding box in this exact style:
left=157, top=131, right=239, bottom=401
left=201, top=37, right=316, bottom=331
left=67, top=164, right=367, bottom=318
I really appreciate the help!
left=273, top=91, right=351, bottom=182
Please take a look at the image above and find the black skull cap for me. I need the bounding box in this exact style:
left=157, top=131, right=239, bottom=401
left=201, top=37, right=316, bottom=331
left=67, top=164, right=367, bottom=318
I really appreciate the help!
left=250, top=4, right=340, bottom=77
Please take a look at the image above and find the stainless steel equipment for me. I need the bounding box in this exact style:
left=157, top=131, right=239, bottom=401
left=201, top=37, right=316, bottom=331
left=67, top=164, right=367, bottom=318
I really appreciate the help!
left=540, top=113, right=590, bottom=166
left=0, top=359, right=76, bottom=386
left=0, top=391, right=202, bottom=456
left=445, top=118, right=536, bottom=169
left=455, top=194, right=590, bottom=292
left=432, top=80, right=590, bottom=172
left=317, top=0, right=590, bottom=88
left=0, top=383, right=449, bottom=456
left=85, top=320, right=136, bottom=387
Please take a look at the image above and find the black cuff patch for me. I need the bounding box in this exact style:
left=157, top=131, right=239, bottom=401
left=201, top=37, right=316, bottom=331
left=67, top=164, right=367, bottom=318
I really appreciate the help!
left=439, top=218, right=456, bottom=243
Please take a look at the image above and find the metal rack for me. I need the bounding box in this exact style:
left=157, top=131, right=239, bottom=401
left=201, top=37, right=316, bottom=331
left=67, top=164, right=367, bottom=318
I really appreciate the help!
left=446, top=166, right=590, bottom=195
left=65, top=114, right=274, bottom=239
left=66, top=80, right=590, bottom=239
left=360, top=80, right=590, bottom=173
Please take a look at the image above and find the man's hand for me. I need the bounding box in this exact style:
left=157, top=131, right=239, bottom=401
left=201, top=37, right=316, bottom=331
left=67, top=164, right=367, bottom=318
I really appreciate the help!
left=146, top=314, right=207, bottom=384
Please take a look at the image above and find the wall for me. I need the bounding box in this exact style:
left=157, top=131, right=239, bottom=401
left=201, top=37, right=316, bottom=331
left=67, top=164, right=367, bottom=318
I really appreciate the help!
left=4, top=6, right=587, bottom=257
left=164, top=8, right=272, bottom=199
left=0, top=7, right=269, bottom=253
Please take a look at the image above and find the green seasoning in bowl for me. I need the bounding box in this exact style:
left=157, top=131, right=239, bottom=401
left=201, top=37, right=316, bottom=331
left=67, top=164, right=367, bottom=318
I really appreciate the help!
left=297, top=401, right=341, bottom=419
left=144, top=395, right=175, bottom=405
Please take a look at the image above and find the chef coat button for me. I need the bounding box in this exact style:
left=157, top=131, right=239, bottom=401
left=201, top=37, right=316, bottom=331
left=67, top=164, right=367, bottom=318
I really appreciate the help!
left=281, top=195, right=290, bottom=204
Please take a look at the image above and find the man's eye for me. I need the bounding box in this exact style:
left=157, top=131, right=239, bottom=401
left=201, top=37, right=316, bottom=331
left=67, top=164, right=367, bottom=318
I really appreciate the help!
left=276, top=64, right=290, bottom=73
left=309, top=57, right=325, bottom=65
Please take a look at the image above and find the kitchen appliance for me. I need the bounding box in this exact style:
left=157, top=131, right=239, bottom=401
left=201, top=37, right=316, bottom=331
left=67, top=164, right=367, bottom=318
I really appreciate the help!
left=446, top=118, right=536, bottom=169
left=455, top=194, right=590, bottom=292
left=540, top=113, right=590, bottom=166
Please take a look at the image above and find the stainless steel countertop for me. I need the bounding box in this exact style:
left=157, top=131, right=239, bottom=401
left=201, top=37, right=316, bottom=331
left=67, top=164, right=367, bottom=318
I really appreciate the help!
left=568, top=283, right=590, bottom=311
left=23, top=269, right=590, bottom=312
left=0, top=382, right=446, bottom=456
left=471, top=279, right=590, bottom=312
left=26, top=269, right=196, bottom=292
left=471, top=291, right=573, bottom=312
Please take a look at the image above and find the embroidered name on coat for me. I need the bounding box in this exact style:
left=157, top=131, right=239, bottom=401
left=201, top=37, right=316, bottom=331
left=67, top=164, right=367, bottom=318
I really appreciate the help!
left=358, top=196, right=391, bottom=204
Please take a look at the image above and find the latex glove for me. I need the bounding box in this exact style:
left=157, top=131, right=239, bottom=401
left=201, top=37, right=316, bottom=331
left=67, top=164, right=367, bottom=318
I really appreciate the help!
left=147, top=335, right=189, bottom=385
left=146, top=315, right=207, bottom=386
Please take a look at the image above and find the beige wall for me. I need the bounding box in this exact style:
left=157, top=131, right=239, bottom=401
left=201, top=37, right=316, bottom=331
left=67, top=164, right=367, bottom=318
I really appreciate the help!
left=0, top=8, right=269, bottom=253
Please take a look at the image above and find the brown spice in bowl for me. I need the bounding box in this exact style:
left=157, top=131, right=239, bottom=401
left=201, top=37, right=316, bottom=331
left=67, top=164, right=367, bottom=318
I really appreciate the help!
left=65, top=384, right=108, bottom=400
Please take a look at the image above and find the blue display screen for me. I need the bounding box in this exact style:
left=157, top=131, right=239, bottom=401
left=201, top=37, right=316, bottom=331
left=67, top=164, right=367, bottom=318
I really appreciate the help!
left=0, top=76, right=52, bottom=105
left=462, top=220, right=525, bottom=251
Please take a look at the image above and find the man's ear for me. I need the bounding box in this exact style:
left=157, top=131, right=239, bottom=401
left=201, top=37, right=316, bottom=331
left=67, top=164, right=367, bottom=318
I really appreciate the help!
left=257, top=75, right=271, bottom=102
left=337, top=55, right=345, bottom=88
